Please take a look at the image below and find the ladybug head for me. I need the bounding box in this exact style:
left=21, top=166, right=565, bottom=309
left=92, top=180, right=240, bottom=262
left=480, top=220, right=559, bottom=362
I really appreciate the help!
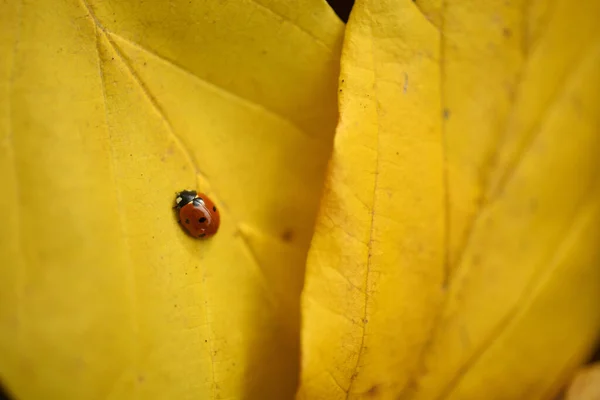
left=174, top=190, right=197, bottom=209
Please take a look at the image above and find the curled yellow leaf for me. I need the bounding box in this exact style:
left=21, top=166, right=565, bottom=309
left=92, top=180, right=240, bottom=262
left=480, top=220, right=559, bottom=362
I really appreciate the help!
left=298, top=0, right=600, bottom=399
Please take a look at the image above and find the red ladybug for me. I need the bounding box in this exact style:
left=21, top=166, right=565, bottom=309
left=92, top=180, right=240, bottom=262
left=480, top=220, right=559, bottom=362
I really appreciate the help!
left=174, top=190, right=220, bottom=238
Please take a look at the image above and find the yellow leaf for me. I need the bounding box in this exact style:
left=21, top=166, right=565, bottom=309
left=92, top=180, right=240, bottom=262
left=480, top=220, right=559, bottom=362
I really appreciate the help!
left=298, top=0, right=445, bottom=398
left=298, top=0, right=600, bottom=399
left=0, top=0, right=343, bottom=399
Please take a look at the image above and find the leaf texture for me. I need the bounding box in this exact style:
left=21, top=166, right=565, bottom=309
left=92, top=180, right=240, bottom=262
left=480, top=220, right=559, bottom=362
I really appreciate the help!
left=297, top=0, right=600, bottom=399
left=297, top=0, right=445, bottom=398
left=0, top=0, right=343, bottom=399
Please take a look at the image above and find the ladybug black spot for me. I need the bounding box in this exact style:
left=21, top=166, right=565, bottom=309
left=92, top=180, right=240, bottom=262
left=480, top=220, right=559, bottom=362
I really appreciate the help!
left=213, top=206, right=217, bottom=212
left=185, top=219, right=190, bottom=224
left=199, top=217, right=207, bottom=223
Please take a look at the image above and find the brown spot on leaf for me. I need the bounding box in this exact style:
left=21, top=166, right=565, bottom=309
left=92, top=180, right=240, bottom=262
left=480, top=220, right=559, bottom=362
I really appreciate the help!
left=366, top=384, right=381, bottom=397
left=281, top=229, right=294, bottom=242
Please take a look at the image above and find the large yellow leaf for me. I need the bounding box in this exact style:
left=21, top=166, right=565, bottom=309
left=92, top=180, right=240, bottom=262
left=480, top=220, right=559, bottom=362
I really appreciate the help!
left=298, top=0, right=600, bottom=399
left=0, top=0, right=343, bottom=398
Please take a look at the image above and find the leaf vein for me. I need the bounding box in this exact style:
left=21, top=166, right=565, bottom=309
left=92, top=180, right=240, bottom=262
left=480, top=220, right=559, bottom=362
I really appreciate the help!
left=412, top=0, right=442, bottom=32
left=245, top=0, right=333, bottom=51
left=235, top=228, right=279, bottom=306
left=485, top=39, right=599, bottom=202
left=105, top=31, right=307, bottom=138
left=345, top=20, right=380, bottom=400
left=437, top=186, right=600, bottom=400
left=328, top=371, right=346, bottom=393
left=448, top=36, right=600, bottom=298
left=89, top=22, right=139, bottom=400
left=105, top=34, right=208, bottom=183
left=306, top=295, right=361, bottom=327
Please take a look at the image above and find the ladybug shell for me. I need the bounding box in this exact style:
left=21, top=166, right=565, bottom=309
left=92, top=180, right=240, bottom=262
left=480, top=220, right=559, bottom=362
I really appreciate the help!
left=178, top=195, right=220, bottom=238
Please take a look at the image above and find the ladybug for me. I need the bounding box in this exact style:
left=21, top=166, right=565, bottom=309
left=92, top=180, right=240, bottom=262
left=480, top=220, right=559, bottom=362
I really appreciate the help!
left=174, top=190, right=220, bottom=238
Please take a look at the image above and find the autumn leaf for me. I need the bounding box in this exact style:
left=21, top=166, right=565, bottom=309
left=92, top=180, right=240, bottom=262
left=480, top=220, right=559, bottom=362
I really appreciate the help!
left=2, top=0, right=599, bottom=398
left=0, top=0, right=343, bottom=399
left=298, top=0, right=600, bottom=399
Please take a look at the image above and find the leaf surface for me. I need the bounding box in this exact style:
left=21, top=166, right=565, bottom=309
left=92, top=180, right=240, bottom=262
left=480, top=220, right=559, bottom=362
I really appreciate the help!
left=297, top=0, right=600, bottom=399
left=0, top=0, right=343, bottom=399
